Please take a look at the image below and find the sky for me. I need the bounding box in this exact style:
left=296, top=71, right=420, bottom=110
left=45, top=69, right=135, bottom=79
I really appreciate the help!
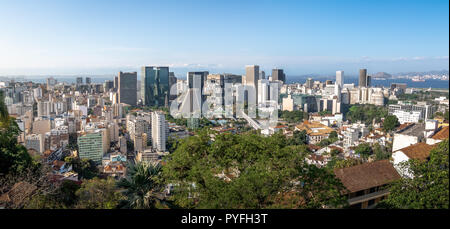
left=0, top=0, right=448, bottom=77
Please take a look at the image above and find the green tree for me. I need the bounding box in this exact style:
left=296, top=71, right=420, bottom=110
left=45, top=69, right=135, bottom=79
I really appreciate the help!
left=378, top=139, right=449, bottom=209
left=373, top=143, right=391, bottom=161
left=355, top=143, right=373, bottom=159
left=26, top=180, right=81, bottom=209
left=383, top=115, right=400, bottom=132
left=326, top=157, right=361, bottom=170
left=345, top=104, right=388, bottom=125
left=317, top=134, right=338, bottom=147
left=280, top=110, right=307, bottom=123
left=64, top=156, right=99, bottom=179
left=329, top=131, right=338, bottom=139
left=163, top=131, right=346, bottom=209
left=166, top=136, right=179, bottom=153
left=117, top=162, right=167, bottom=209
left=288, top=130, right=308, bottom=146
left=0, top=91, right=34, bottom=175
left=75, top=177, right=124, bottom=209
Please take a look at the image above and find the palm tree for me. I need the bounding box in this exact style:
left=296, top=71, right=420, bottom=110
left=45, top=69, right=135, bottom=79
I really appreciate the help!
left=117, top=161, right=166, bottom=209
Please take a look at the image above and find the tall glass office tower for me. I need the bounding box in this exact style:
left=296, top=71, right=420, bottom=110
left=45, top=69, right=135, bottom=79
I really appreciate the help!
left=141, top=66, right=170, bottom=107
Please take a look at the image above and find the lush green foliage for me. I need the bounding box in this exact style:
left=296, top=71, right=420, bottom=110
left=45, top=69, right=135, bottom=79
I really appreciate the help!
left=26, top=180, right=81, bottom=209
left=279, top=110, right=308, bottom=123
left=64, top=156, right=99, bottom=179
left=398, top=91, right=448, bottom=103
left=329, top=131, right=338, bottom=139
left=117, top=162, right=167, bottom=209
left=163, top=131, right=347, bottom=209
left=0, top=91, right=34, bottom=175
left=318, top=110, right=332, bottom=116
left=287, top=130, right=308, bottom=146
left=317, top=131, right=339, bottom=147
left=383, top=115, right=400, bottom=132
left=373, top=143, right=391, bottom=161
left=345, top=104, right=388, bottom=125
left=75, top=177, right=125, bottom=209
left=379, top=139, right=449, bottom=209
left=354, top=143, right=373, bottom=159
left=434, top=109, right=449, bottom=121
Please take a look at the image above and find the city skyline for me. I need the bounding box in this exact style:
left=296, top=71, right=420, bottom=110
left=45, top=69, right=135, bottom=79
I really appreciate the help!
left=0, top=0, right=449, bottom=76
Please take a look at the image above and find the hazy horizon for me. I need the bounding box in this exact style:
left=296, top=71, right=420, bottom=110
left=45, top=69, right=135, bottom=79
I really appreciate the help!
left=0, top=0, right=448, bottom=76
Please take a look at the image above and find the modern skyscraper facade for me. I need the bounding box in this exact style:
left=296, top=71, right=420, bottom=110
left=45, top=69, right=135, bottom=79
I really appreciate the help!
left=245, top=65, right=260, bottom=104
left=187, top=71, right=208, bottom=91
left=76, top=77, right=83, bottom=85
left=114, top=76, right=119, bottom=90
left=336, top=71, right=344, bottom=87
left=78, top=131, right=104, bottom=165
left=180, top=71, right=209, bottom=128
left=366, top=75, right=371, bottom=87
left=85, top=77, right=92, bottom=84
left=359, top=69, right=367, bottom=87
left=306, top=78, right=313, bottom=89
left=271, top=69, right=286, bottom=83
left=118, top=71, right=137, bottom=106
left=141, top=66, right=170, bottom=107
left=169, top=72, right=178, bottom=101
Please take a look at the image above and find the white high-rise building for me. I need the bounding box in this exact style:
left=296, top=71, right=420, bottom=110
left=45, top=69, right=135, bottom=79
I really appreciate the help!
left=258, top=79, right=270, bottom=104
left=336, top=71, right=344, bottom=88
left=152, top=111, right=167, bottom=152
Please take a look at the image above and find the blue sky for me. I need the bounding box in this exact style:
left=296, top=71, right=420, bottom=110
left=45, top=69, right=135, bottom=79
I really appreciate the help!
left=0, top=0, right=448, bottom=77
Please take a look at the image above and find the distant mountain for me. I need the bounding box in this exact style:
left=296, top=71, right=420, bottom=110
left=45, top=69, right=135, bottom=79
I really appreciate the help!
left=394, top=70, right=449, bottom=76
left=373, top=72, right=392, bottom=79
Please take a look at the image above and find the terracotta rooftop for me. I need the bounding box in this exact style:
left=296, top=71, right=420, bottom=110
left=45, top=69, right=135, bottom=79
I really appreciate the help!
left=307, top=144, right=321, bottom=151
left=309, top=154, right=325, bottom=162
left=52, top=160, right=66, bottom=170
left=395, top=142, right=435, bottom=161
left=396, top=123, right=413, bottom=132
left=432, top=126, right=449, bottom=140
left=334, top=160, right=401, bottom=193
left=295, top=121, right=334, bottom=136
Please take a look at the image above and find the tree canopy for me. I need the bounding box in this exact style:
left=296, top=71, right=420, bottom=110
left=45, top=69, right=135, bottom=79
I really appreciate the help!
left=378, top=139, right=449, bottom=209
left=163, top=130, right=347, bottom=209
left=383, top=115, right=400, bottom=132
left=345, top=104, right=388, bottom=125
left=279, top=110, right=308, bottom=123
left=117, top=162, right=167, bottom=209
left=75, top=177, right=124, bottom=209
left=0, top=91, right=34, bottom=175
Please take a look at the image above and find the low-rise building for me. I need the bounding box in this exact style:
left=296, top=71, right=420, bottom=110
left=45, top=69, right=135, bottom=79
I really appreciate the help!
left=334, top=160, right=401, bottom=209
left=295, top=121, right=334, bottom=144
left=426, top=126, right=449, bottom=145
left=392, top=142, right=435, bottom=177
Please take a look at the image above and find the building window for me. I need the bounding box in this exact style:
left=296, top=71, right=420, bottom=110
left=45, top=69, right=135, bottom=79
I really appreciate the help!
left=356, top=190, right=365, bottom=197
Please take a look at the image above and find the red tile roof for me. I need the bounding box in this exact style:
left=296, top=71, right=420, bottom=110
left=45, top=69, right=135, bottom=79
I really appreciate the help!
left=395, top=142, right=435, bottom=161
left=334, top=160, right=401, bottom=193
left=432, top=126, right=449, bottom=140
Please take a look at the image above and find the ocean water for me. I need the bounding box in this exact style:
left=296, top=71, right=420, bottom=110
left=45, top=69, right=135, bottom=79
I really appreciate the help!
left=287, top=77, right=449, bottom=89
left=14, top=75, right=450, bottom=90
